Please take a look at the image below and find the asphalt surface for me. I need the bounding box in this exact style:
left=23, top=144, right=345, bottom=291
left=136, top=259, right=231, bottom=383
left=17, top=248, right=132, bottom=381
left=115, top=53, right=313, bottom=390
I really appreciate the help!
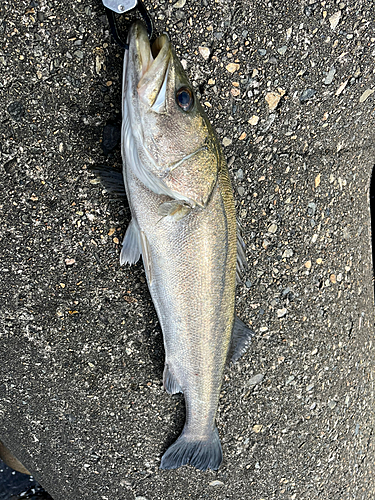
left=1, top=0, right=375, bottom=499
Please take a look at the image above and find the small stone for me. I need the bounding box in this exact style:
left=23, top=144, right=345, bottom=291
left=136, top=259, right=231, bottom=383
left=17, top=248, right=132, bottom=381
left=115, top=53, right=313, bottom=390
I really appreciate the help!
left=324, top=66, right=336, bottom=85
left=199, top=46, right=210, bottom=60
left=65, top=258, right=76, bottom=266
left=282, top=248, right=293, bottom=258
left=305, top=261, right=312, bottom=269
left=7, top=101, right=25, bottom=121
left=236, top=168, right=244, bottom=180
left=253, top=424, right=263, bottom=433
left=259, top=326, right=268, bottom=333
left=222, top=137, right=232, bottom=147
left=262, top=239, right=270, bottom=249
left=239, top=132, right=247, bottom=140
left=173, top=0, right=186, bottom=7
left=209, top=480, right=224, bottom=487
left=328, top=400, right=337, bottom=409
left=307, top=202, right=317, bottom=216
left=330, top=274, right=336, bottom=284
left=226, top=62, right=240, bottom=73
left=268, top=223, right=277, bottom=234
left=335, top=79, right=349, bottom=96
left=315, top=174, right=321, bottom=188
left=248, top=374, right=264, bottom=386
left=359, top=88, right=375, bottom=103
left=248, top=115, right=259, bottom=125
left=74, top=50, right=84, bottom=60
left=231, top=87, right=240, bottom=97
left=265, top=91, right=282, bottom=111
left=208, top=78, right=215, bottom=85
left=316, top=258, right=323, bottom=264
left=300, top=88, right=316, bottom=103
left=258, top=49, right=267, bottom=56
left=277, top=308, right=287, bottom=318
left=286, top=375, right=295, bottom=385
left=237, top=186, right=245, bottom=196
left=277, top=46, right=287, bottom=55
left=329, top=11, right=341, bottom=30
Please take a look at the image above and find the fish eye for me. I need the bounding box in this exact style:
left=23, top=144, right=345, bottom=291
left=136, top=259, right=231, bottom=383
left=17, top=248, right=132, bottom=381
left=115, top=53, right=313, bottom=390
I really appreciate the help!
left=176, top=87, right=194, bottom=111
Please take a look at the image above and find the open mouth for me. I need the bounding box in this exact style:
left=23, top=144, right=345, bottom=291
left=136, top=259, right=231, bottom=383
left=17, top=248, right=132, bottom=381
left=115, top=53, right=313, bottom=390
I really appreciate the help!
left=133, top=22, right=171, bottom=111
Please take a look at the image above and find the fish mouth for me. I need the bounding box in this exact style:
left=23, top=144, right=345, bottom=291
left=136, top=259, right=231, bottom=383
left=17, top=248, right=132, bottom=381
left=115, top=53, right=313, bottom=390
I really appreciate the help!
left=131, top=21, right=171, bottom=112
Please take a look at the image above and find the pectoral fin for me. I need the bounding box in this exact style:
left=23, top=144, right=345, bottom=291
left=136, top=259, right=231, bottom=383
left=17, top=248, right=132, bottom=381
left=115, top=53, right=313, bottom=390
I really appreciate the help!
left=228, top=316, right=255, bottom=364
left=158, top=200, right=191, bottom=221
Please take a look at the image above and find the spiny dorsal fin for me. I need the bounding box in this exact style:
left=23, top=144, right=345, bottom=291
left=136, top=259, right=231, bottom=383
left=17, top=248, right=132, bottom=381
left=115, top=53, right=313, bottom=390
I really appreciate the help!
left=236, top=219, right=248, bottom=283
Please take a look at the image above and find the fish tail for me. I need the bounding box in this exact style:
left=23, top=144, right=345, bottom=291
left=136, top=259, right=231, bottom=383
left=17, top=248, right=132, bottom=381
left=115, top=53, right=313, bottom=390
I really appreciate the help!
left=160, top=427, right=222, bottom=471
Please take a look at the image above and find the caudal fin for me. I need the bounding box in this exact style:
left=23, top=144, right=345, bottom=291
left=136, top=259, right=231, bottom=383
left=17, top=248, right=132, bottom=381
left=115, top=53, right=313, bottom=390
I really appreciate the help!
left=160, top=427, right=222, bottom=471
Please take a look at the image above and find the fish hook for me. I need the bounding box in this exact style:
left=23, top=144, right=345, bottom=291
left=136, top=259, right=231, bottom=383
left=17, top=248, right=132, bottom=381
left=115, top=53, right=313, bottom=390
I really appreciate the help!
left=103, top=0, right=154, bottom=50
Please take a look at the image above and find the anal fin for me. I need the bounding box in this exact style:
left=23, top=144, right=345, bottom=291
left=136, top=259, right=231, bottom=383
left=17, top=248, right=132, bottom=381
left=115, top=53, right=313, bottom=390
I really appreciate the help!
left=163, top=364, right=182, bottom=394
left=120, top=219, right=141, bottom=266
left=229, top=315, right=255, bottom=364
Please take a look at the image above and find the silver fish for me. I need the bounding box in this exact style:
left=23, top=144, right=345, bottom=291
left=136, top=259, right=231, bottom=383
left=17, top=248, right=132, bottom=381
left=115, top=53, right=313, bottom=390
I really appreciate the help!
left=120, top=21, right=253, bottom=471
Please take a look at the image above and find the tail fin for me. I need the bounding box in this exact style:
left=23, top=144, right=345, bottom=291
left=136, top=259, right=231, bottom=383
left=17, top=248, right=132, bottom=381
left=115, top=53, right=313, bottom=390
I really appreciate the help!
left=160, top=427, right=222, bottom=471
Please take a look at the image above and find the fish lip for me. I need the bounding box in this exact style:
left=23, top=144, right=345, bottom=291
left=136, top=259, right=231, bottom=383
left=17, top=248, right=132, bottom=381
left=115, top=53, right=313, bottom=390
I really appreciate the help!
left=129, top=22, right=171, bottom=99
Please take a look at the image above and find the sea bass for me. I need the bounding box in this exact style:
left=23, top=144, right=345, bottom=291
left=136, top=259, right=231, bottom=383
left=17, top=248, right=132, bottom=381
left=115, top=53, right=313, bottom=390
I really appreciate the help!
left=120, top=21, right=253, bottom=471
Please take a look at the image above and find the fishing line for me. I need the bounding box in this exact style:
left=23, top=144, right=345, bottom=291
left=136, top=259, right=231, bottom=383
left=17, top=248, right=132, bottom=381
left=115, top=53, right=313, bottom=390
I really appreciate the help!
left=103, top=0, right=154, bottom=49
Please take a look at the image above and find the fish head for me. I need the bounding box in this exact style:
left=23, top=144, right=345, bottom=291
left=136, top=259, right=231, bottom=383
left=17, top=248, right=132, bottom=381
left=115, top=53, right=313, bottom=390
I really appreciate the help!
left=124, top=21, right=221, bottom=207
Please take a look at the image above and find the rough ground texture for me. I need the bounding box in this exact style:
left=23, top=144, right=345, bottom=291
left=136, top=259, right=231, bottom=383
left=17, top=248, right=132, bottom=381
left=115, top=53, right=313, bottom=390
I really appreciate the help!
left=1, top=0, right=374, bottom=499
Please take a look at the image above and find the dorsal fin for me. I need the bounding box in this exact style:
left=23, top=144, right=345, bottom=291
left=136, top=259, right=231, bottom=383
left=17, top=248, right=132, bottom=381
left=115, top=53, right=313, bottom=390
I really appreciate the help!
left=228, top=316, right=255, bottom=364
left=236, top=219, right=248, bottom=283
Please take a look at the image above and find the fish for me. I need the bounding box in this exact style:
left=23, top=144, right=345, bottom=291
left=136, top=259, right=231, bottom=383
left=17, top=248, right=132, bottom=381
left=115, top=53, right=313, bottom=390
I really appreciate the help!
left=117, top=21, right=254, bottom=471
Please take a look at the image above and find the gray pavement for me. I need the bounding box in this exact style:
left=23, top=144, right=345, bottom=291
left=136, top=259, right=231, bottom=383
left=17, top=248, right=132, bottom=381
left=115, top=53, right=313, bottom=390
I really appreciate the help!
left=1, top=0, right=375, bottom=499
